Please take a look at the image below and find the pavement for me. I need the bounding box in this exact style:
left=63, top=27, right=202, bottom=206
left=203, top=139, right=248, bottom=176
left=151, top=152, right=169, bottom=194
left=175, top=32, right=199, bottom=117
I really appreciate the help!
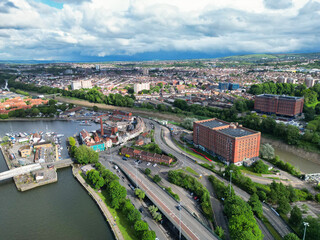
left=148, top=119, right=291, bottom=238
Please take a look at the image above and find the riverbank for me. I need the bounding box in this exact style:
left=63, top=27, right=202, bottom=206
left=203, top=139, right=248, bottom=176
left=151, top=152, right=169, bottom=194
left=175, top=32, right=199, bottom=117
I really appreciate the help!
left=72, top=165, right=123, bottom=240
left=261, top=136, right=320, bottom=166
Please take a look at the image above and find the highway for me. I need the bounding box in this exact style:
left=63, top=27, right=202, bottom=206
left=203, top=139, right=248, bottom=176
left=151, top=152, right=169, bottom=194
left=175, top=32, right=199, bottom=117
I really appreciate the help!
left=149, top=119, right=291, bottom=238
left=115, top=160, right=219, bottom=240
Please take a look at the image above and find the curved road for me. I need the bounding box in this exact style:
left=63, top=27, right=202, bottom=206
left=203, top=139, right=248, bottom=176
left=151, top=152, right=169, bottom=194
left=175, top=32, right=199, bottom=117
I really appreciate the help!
left=148, top=119, right=291, bottom=239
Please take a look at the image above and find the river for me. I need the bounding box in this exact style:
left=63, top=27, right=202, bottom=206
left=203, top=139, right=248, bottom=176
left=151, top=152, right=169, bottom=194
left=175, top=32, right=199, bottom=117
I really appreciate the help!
left=0, top=120, right=115, bottom=240
left=274, top=147, right=320, bottom=174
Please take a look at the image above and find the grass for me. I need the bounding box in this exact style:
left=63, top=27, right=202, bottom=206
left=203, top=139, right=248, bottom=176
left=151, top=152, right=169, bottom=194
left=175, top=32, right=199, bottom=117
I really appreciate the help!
left=261, top=216, right=283, bottom=240
left=184, top=166, right=200, bottom=177
left=98, top=192, right=139, bottom=240
left=173, top=138, right=213, bottom=163
left=239, top=167, right=262, bottom=177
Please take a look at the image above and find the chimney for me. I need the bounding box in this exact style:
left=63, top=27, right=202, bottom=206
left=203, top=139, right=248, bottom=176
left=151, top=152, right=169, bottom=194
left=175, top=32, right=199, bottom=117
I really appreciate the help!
left=100, top=118, right=104, bottom=136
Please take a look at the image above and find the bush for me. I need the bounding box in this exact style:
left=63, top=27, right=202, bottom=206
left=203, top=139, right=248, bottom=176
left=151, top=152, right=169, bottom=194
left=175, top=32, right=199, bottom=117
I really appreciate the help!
left=253, top=160, right=269, bottom=174
left=169, top=170, right=213, bottom=219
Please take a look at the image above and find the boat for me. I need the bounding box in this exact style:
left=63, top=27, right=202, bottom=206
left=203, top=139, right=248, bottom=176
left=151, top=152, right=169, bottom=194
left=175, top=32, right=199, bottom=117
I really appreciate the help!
left=80, top=120, right=92, bottom=126
left=57, top=134, right=64, bottom=138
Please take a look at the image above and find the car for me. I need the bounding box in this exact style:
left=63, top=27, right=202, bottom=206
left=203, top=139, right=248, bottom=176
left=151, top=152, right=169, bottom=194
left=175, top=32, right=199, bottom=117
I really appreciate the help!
left=122, top=176, right=125, bottom=179
left=122, top=157, right=128, bottom=160
left=139, top=207, right=143, bottom=213
left=153, top=163, right=157, bottom=167
left=147, top=162, right=151, bottom=166
left=190, top=192, right=194, bottom=196
left=176, top=205, right=181, bottom=211
left=194, top=196, right=198, bottom=200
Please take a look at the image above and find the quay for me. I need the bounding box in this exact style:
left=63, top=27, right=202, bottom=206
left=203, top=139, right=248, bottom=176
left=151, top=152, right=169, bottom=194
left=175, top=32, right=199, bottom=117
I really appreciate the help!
left=0, top=145, right=73, bottom=191
left=72, top=165, right=123, bottom=240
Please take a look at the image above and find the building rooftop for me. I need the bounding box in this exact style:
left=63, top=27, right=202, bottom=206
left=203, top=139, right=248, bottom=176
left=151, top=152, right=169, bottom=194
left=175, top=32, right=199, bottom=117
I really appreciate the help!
left=219, top=128, right=253, bottom=137
left=257, top=94, right=303, bottom=100
left=199, top=119, right=228, bottom=129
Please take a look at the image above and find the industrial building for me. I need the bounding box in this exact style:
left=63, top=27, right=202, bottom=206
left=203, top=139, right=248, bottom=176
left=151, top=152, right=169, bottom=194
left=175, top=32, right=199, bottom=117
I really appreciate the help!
left=193, top=118, right=260, bottom=165
left=254, top=94, right=304, bottom=117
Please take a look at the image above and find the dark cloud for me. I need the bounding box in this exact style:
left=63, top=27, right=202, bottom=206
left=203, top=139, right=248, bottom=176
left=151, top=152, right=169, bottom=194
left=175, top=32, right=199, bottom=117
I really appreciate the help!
left=0, top=1, right=19, bottom=13
left=263, top=0, right=292, bottom=9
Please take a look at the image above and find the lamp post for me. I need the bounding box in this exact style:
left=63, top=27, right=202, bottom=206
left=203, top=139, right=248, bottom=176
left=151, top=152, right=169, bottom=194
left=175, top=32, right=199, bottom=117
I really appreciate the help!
left=229, top=170, right=233, bottom=195
left=179, top=202, right=182, bottom=240
left=303, top=222, right=309, bottom=240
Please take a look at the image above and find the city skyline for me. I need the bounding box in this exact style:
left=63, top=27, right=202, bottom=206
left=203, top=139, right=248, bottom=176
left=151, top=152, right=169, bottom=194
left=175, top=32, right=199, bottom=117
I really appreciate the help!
left=0, top=0, right=319, bottom=61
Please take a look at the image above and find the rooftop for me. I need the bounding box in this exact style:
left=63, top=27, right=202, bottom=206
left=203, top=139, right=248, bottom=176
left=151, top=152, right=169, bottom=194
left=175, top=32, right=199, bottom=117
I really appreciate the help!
left=219, top=128, right=253, bottom=137
left=257, top=94, right=303, bottom=100
left=199, top=119, right=228, bottom=129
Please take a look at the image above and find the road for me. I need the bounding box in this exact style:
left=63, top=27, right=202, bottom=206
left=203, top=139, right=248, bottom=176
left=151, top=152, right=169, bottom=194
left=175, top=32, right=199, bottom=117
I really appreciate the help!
left=115, top=160, right=219, bottom=240
left=0, top=163, right=42, bottom=181
left=100, top=157, right=170, bottom=240
left=149, top=119, right=291, bottom=238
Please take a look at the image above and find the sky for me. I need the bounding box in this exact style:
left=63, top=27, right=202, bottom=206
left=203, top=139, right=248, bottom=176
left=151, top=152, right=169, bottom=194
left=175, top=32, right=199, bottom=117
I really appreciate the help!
left=0, top=0, right=319, bottom=61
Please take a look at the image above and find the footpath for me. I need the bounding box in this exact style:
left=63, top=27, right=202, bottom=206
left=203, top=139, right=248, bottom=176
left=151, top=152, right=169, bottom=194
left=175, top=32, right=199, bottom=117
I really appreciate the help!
left=72, top=166, right=124, bottom=240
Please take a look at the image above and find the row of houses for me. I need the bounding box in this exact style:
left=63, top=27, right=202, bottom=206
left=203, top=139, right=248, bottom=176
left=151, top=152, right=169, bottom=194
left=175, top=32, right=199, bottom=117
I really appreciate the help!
left=120, top=147, right=173, bottom=164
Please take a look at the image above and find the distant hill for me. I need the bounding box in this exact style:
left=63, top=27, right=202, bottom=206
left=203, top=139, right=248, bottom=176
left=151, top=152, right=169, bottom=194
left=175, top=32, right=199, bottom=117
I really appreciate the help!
left=218, top=52, right=320, bottom=63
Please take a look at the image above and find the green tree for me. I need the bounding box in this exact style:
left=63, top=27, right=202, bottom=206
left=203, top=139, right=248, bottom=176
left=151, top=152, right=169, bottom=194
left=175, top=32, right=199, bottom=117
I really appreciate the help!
left=141, top=230, right=156, bottom=240
left=68, top=136, right=76, bottom=146
left=74, top=145, right=99, bottom=164
left=286, top=125, right=300, bottom=145
left=259, top=143, right=275, bottom=160
left=298, top=216, right=320, bottom=240
left=283, top=233, right=300, bottom=240
left=248, top=193, right=263, bottom=219
left=127, top=209, right=141, bottom=223
left=277, top=197, right=291, bottom=215
left=214, top=226, right=225, bottom=239
left=289, top=206, right=302, bottom=227
left=148, top=205, right=158, bottom=215
left=107, top=180, right=127, bottom=209
left=153, top=212, right=162, bottom=222
left=145, top=168, right=151, bottom=175
left=135, top=188, right=146, bottom=200
left=153, top=175, right=161, bottom=183
left=134, top=220, right=148, bottom=233
left=253, top=160, right=269, bottom=174
left=93, top=105, right=98, bottom=112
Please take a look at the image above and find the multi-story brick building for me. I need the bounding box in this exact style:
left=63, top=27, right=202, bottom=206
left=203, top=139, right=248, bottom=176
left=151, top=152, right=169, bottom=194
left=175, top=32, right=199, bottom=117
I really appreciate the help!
left=254, top=94, right=304, bottom=117
left=193, top=118, right=260, bottom=165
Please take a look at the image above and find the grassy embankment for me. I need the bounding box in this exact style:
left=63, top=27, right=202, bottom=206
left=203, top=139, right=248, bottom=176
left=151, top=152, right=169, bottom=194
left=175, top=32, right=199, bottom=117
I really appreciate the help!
left=98, top=192, right=138, bottom=240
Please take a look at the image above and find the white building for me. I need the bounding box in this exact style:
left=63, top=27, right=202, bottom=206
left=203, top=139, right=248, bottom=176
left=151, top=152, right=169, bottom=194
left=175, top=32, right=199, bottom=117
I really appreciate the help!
left=305, top=76, right=315, bottom=88
left=71, top=80, right=82, bottom=90
left=134, top=82, right=150, bottom=93
left=81, top=80, right=92, bottom=89
left=71, top=80, right=93, bottom=90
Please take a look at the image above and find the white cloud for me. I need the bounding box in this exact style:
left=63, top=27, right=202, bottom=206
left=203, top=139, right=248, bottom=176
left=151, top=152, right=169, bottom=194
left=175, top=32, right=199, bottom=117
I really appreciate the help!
left=0, top=0, right=319, bottom=60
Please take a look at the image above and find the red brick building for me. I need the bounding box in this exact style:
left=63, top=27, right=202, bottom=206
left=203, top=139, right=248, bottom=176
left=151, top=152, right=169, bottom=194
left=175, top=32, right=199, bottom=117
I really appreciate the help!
left=121, top=147, right=173, bottom=164
left=254, top=94, right=304, bottom=117
left=193, top=118, right=260, bottom=165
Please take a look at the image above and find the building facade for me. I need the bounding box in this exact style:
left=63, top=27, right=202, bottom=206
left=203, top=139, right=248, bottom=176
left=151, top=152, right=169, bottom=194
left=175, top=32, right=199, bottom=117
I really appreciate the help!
left=134, top=82, right=150, bottom=93
left=254, top=94, right=304, bottom=117
left=193, top=118, right=260, bottom=165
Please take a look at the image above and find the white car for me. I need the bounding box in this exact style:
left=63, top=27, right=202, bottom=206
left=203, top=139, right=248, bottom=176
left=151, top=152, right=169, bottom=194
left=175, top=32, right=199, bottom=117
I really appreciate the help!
left=153, top=163, right=157, bottom=167
left=147, top=162, right=151, bottom=166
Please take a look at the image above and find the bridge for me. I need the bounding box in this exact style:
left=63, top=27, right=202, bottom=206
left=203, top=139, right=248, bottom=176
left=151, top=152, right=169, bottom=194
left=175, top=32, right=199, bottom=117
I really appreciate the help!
left=0, top=163, right=42, bottom=181
left=0, top=159, right=73, bottom=181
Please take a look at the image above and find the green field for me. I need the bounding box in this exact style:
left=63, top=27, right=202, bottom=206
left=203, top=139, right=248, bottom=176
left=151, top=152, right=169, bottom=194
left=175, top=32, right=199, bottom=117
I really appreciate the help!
left=184, top=167, right=200, bottom=176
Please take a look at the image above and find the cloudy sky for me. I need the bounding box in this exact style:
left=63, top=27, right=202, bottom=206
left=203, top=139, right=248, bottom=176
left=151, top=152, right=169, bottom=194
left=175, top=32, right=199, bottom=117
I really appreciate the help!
left=0, top=0, right=319, bottom=61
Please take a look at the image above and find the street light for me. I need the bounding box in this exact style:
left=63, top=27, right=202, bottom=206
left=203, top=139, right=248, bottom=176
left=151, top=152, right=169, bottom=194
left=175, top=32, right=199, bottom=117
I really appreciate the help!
left=179, top=202, right=182, bottom=240
left=229, top=170, right=233, bottom=195
left=303, top=222, right=309, bottom=240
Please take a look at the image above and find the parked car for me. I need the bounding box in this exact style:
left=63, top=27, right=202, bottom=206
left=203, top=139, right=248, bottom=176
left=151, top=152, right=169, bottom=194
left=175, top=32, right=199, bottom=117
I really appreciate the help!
left=147, top=162, right=151, bottom=166
left=153, top=163, right=157, bottom=167
left=122, top=157, right=128, bottom=160
left=176, top=205, right=182, bottom=211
